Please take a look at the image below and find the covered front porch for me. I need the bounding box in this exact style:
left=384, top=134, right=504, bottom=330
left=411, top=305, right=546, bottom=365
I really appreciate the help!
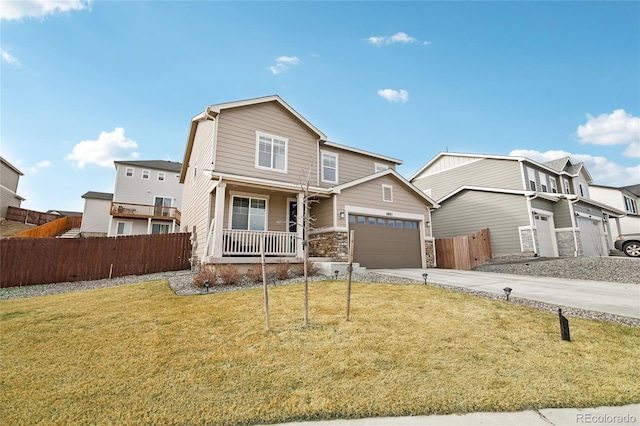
left=200, top=175, right=331, bottom=263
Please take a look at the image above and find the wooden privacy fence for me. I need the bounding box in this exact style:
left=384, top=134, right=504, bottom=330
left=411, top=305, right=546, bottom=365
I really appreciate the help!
left=13, top=215, right=83, bottom=238
left=435, top=228, right=491, bottom=270
left=1, top=233, right=191, bottom=288
left=5, top=206, right=62, bottom=225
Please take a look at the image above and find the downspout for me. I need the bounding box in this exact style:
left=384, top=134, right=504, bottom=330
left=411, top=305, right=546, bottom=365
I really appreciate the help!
left=526, top=193, right=538, bottom=256
left=568, top=197, right=580, bottom=257
left=427, top=207, right=436, bottom=268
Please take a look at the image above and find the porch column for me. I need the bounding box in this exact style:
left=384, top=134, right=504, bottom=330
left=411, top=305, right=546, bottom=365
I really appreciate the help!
left=297, top=191, right=304, bottom=260
left=147, top=218, right=152, bottom=235
left=213, top=182, right=226, bottom=258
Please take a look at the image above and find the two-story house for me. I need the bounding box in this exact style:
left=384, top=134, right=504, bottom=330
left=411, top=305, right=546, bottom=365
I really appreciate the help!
left=180, top=95, right=439, bottom=269
left=589, top=184, right=640, bottom=246
left=0, top=156, right=25, bottom=218
left=409, top=153, right=625, bottom=258
left=81, top=160, right=183, bottom=237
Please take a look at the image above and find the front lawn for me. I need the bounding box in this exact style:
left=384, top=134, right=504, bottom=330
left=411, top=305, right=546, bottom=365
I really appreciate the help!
left=1, top=280, right=638, bottom=425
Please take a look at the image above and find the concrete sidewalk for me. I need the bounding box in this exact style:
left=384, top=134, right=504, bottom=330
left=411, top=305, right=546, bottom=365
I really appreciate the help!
left=277, top=404, right=640, bottom=425
left=371, top=268, right=640, bottom=319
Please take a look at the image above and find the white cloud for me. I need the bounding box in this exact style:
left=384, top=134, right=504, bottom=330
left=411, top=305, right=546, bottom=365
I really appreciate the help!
left=0, top=48, right=20, bottom=65
left=29, top=160, right=53, bottom=174
left=65, top=127, right=139, bottom=169
left=509, top=149, right=640, bottom=187
left=577, top=109, right=640, bottom=158
left=0, top=0, right=92, bottom=21
left=377, top=89, right=409, bottom=103
left=269, top=55, right=300, bottom=74
left=366, top=32, right=430, bottom=47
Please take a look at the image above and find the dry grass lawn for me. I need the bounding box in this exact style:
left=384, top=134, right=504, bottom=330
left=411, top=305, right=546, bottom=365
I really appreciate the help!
left=1, top=280, right=639, bottom=425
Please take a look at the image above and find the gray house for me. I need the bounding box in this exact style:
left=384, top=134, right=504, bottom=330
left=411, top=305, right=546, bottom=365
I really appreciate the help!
left=179, top=95, right=439, bottom=269
left=81, top=160, right=183, bottom=237
left=410, top=152, right=625, bottom=257
left=0, top=156, right=25, bottom=218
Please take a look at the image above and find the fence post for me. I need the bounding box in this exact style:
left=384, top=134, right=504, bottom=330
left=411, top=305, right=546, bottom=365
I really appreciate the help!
left=559, top=308, right=570, bottom=341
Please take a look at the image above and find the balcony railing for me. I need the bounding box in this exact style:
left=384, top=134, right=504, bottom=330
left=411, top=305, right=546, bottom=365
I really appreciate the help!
left=222, top=229, right=296, bottom=256
left=111, top=202, right=181, bottom=224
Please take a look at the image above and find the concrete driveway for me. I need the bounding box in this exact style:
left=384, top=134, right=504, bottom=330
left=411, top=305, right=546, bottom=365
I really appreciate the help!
left=371, top=268, right=640, bottom=319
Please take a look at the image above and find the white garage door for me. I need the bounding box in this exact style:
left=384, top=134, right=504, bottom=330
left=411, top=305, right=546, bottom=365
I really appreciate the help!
left=577, top=218, right=603, bottom=256
left=534, top=215, right=555, bottom=257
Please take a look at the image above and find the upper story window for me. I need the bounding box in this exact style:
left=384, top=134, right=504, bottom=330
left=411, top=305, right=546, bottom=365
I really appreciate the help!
left=158, top=172, right=165, bottom=182
left=549, top=177, right=558, bottom=193
left=256, top=132, right=287, bottom=173
left=579, top=183, right=587, bottom=197
left=563, top=178, right=572, bottom=194
left=193, top=162, right=197, bottom=185
left=540, top=173, right=548, bottom=192
left=375, top=163, right=389, bottom=173
left=142, top=170, right=150, bottom=180
left=527, top=167, right=536, bottom=191
left=321, top=152, right=338, bottom=183
left=382, top=184, right=393, bottom=202
left=125, top=167, right=134, bottom=178
left=624, top=196, right=638, bottom=214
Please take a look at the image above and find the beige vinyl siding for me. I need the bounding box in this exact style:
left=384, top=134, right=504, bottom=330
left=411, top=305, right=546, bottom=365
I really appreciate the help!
left=412, top=158, right=523, bottom=201
left=311, top=197, right=335, bottom=229
left=552, top=199, right=573, bottom=228
left=0, top=163, right=20, bottom=192
left=214, top=102, right=320, bottom=186
left=80, top=198, right=111, bottom=234
left=432, top=190, right=529, bottom=255
left=589, top=187, right=624, bottom=210
left=320, top=147, right=396, bottom=187
left=421, top=155, right=482, bottom=175
left=181, top=120, right=216, bottom=260
left=1, top=187, right=22, bottom=217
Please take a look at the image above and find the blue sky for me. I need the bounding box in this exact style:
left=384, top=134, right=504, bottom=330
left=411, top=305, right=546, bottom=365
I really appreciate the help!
left=1, top=0, right=638, bottom=213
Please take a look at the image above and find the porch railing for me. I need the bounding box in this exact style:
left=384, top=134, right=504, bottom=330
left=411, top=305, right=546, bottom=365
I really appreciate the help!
left=222, top=229, right=296, bottom=256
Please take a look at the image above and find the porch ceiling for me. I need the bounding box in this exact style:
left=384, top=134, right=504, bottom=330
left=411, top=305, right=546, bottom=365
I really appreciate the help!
left=209, top=171, right=332, bottom=197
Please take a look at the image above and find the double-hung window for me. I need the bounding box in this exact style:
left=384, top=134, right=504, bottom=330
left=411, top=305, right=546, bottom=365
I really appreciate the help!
left=231, top=196, right=266, bottom=231
left=624, top=196, right=638, bottom=214
left=321, top=152, right=338, bottom=183
left=256, top=132, right=287, bottom=172
left=549, top=177, right=558, bottom=193
left=382, top=184, right=393, bottom=202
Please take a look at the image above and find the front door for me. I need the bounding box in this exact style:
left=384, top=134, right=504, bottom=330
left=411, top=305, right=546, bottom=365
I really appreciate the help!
left=288, top=201, right=297, bottom=233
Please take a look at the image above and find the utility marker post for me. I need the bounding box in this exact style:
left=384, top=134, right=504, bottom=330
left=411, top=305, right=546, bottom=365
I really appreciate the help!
left=346, top=230, right=355, bottom=321
left=261, top=235, right=270, bottom=331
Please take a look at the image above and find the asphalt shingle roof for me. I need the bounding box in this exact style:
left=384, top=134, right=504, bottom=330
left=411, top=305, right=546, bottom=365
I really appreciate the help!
left=114, top=160, right=182, bottom=172
left=82, top=191, right=114, bottom=200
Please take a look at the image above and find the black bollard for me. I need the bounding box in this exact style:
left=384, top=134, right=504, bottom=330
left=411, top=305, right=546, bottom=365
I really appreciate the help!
left=558, top=308, right=570, bottom=341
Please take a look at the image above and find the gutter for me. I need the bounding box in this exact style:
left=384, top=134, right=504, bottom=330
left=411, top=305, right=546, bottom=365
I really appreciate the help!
left=526, top=193, right=539, bottom=256
left=567, top=197, right=580, bottom=257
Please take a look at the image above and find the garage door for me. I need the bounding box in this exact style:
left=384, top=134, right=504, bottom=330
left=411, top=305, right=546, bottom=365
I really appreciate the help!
left=348, top=214, right=422, bottom=268
left=534, top=214, right=555, bottom=257
left=577, top=217, right=603, bottom=256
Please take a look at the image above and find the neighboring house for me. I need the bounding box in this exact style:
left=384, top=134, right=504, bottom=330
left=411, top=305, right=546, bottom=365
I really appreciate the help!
left=46, top=210, right=82, bottom=217
left=589, top=184, right=640, bottom=244
left=0, top=156, right=25, bottom=218
left=80, top=191, right=114, bottom=237
left=81, top=160, right=183, bottom=237
left=410, top=153, right=625, bottom=258
left=180, top=95, right=439, bottom=269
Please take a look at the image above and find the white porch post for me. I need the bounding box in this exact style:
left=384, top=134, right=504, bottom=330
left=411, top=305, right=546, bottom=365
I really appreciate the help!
left=147, top=218, right=152, bottom=235
left=297, top=191, right=304, bottom=260
left=213, top=182, right=226, bottom=258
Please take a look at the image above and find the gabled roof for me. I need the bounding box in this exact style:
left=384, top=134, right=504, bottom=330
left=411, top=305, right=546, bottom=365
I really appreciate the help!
left=322, top=140, right=402, bottom=165
left=82, top=191, right=114, bottom=200
left=621, top=184, right=640, bottom=197
left=115, top=160, right=182, bottom=173
left=334, top=169, right=439, bottom=208
left=0, top=156, right=24, bottom=176
left=47, top=210, right=83, bottom=217
left=409, top=151, right=593, bottom=182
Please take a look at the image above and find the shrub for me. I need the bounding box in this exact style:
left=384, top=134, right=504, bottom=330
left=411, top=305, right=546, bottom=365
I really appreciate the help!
left=246, top=264, right=264, bottom=283
left=218, top=264, right=241, bottom=285
left=293, top=260, right=319, bottom=277
left=274, top=260, right=290, bottom=280
left=193, top=267, right=217, bottom=288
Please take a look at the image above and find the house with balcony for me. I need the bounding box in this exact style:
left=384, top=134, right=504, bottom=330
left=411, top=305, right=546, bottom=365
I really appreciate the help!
left=589, top=184, right=640, bottom=245
left=81, top=160, right=183, bottom=237
left=179, top=95, right=439, bottom=269
left=1, top=156, right=25, bottom=218
left=409, top=152, right=625, bottom=258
